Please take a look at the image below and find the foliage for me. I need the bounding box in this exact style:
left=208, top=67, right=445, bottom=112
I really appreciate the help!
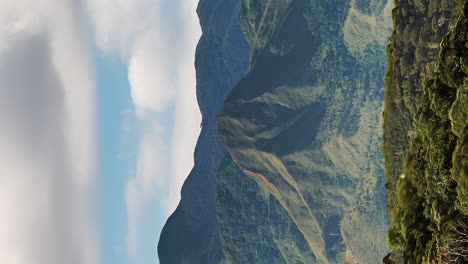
left=383, top=1, right=468, bottom=262
left=440, top=219, right=468, bottom=263
left=216, top=155, right=316, bottom=264
left=239, top=0, right=291, bottom=60
left=382, top=0, right=459, bottom=220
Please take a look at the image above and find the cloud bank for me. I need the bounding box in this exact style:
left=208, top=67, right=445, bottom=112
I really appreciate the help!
left=0, top=1, right=98, bottom=264
left=86, top=0, right=202, bottom=260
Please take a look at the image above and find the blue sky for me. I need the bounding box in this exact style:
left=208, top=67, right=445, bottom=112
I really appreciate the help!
left=0, top=0, right=201, bottom=263
left=95, top=53, right=133, bottom=264
left=95, top=53, right=172, bottom=264
left=92, top=0, right=201, bottom=262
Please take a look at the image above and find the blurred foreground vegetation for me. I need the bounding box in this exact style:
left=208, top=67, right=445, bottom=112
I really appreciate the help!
left=383, top=0, right=467, bottom=263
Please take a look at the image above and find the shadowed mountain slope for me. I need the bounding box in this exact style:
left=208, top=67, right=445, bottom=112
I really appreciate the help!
left=157, top=0, right=249, bottom=262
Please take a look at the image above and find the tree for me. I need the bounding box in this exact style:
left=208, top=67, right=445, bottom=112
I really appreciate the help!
left=440, top=219, right=468, bottom=263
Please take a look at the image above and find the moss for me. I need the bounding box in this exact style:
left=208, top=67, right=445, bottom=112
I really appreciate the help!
left=383, top=0, right=468, bottom=262
left=216, top=155, right=315, bottom=263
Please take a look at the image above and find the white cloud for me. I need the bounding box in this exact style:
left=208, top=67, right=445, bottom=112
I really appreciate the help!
left=125, top=124, right=167, bottom=260
left=128, top=32, right=175, bottom=114
left=166, top=4, right=201, bottom=213
left=135, top=124, right=167, bottom=193
left=85, top=0, right=202, bottom=261
left=0, top=0, right=98, bottom=264
left=85, top=0, right=157, bottom=56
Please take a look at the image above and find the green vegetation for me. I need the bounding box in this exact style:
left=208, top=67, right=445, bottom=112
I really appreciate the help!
left=343, top=0, right=393, bottom=54
left=216, top=155, right=316, bottom=263
left=382, top=0, right=459, bottom=213
left=217, top=0, right=392, bottom=262
left=239, top=0, right=292, bottom=62
left=383, top=0, right=468, bottom=262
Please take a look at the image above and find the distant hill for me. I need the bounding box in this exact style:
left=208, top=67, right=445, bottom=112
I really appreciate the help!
left=157, top=0, right=250, bottom=262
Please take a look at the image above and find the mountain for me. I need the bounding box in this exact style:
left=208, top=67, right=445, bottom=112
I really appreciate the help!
left=383, top=0, right=468, bottom=262
left=159, top=0, right=396, bottom=262
left=217, top=0, right=392, bottom=263
left=157, top=0, right=250, bottom=262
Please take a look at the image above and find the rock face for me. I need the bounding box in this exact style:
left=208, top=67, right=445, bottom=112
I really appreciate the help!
left=157, top=0, right=250, bottom=263
left=159, top=0, right=395, bottom=263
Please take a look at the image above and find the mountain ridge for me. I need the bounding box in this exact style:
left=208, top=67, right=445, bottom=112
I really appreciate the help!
left=217, top=0, right=391, bottom=262
left=157, top=0, right=249, bottom=262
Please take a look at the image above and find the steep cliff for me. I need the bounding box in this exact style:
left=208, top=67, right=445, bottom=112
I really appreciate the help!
left=157, top=0, right=249, bottom=262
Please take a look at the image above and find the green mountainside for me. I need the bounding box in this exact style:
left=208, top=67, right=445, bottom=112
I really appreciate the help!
left=383, top=0, right=468, bottom=263
left=216, top=155, right=316, bottom=263
left=217, top=0, right=392, bottom=263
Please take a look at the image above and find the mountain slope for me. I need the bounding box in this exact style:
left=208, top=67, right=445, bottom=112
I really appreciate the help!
left=216, top=155, right=316, bottom=263
left=217, top=0, right=392, bottom=262
left=157, top=0, right=249, bottom=263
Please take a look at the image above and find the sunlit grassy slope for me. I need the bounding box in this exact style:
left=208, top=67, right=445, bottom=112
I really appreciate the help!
left=217, top=0, right=393, bottom=263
